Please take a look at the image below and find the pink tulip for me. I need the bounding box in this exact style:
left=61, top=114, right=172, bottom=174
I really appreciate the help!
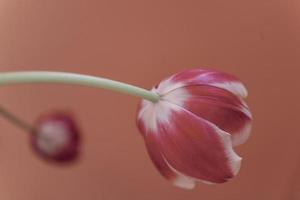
left=31, top=112, right=80, bottom=163
left=137, top=69, right=252, bottom=189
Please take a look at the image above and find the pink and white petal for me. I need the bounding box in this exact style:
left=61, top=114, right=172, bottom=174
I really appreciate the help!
left=144, top=133, right=196, bottom=189
left=186, top=98, right=252, bottom=146
left=136, top=100, right=150, bottom=137
left=155, top=102, right=242, bottom=183
left=156, top=68, right=248, bottom=98
left=162, top=85, right=252, bottom=146
left=137, top=103, right=196, bottom=189
left=154, top=68, right=209, bottom=94
left=176, top=69, right=248, bottom=98
left=137, top=97, right=189, bottom=134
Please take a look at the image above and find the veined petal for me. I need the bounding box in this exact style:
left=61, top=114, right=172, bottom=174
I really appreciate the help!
left=156, top=69, right=248, bottom=98
left=143, top=133, right=196, bottom=189
left=138, top=100, right=242, bottom=184
left=161, top=102, right=241, bottom=183
left=162, top=85, right=252, bottom=146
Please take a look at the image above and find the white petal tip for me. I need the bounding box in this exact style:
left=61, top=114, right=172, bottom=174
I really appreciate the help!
left=231, top=156, right=242, bottom=176
left=200, top=180, right=216, bottom=185
left=232, top=123, right=252, bottom=146
left=232, top=123, right=252, bottom=147
left=172, top=176, right=196, bottom=189
left=212, top=82, right=248, bottom=98
left=216, top=127, right=243, bottom=177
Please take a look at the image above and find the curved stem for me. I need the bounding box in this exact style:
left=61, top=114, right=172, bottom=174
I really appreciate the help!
left=0, top=71, right=159, bottom=102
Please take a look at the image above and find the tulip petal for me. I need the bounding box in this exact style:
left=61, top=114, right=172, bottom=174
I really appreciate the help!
left=160, top=103, right=241, bottom=183
left=157, top=69, right=248, bottom=98
left=163, top=85, right=252, bottom=146
left=138, top=100, right=242, bottom=184
left=144, top=133, right=196, bottom=189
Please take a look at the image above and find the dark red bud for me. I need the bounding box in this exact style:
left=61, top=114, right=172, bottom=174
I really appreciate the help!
left=31, top=112, right=81, bottom=163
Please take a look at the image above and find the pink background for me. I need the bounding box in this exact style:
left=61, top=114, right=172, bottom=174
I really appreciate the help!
left=0, top=1, right=299, bottom=199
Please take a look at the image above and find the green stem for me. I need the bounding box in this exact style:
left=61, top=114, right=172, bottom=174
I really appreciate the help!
left=0, top=71, right=160, bottom=102
left=0, top=105, right=33, bottom=132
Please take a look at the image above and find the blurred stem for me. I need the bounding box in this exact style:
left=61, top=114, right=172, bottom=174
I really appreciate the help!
left=0, top=105, right=33, bottom=132
left=0, top=71, right=159, bottom=102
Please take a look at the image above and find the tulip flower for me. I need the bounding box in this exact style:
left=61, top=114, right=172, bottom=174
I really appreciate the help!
left=31, top=112, right=80, bottom=163
left=136, top=69, right=252, bottom=189
left=0, top=69, right=251, bottom=188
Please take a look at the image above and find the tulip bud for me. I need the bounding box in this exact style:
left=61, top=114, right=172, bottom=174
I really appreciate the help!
left=31, top=112, right=80, bottom=163
left=137, top=68, right=252, bottom=189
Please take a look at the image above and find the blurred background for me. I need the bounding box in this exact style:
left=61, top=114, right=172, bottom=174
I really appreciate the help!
left=0, top=0, right=299, bottom=199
